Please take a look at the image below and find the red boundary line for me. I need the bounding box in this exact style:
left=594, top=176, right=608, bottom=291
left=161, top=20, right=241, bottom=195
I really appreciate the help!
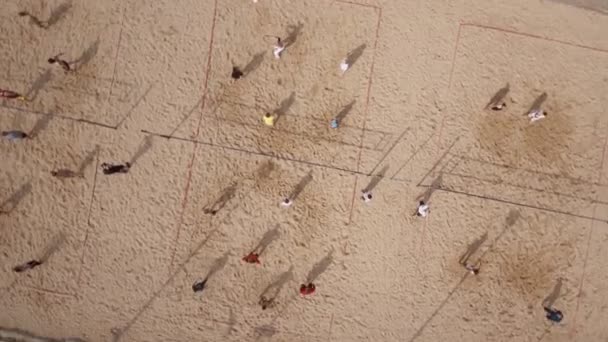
left=167, top=0, right=219, bottom=274
left=347, top=5, right=382, bottom=225
left=439, top=21, right=608, bottom=141
left=461, top=22, right=608, bottom=54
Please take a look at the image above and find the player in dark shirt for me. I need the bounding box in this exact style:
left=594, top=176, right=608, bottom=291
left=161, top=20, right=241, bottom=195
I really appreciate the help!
left=101, top=162, right=131, bottom=175
left=544, top=307, right=563, bottom=323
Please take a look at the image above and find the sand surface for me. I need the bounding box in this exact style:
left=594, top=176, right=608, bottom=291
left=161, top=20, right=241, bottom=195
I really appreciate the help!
left=1, top=0, right=608, bottom=341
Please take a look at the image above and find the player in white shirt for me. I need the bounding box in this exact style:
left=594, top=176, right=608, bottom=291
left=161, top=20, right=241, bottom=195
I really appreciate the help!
left=361, top=190, right=372, bottom=203
left=528, top=109, right=547, bottom=123
left=280, top=198, right=293, bottom=208
left=273, top=37, right=285, bottom=59
left=340, top=58, right=349, bottom=75
left=416, top=201, right=430, bottom=217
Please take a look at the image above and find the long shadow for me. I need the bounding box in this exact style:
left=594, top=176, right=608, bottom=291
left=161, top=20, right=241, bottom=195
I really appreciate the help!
left=363, top=165, right=388, bottom=193
left=17, top=11, right=47, bottom=29
left=203, top=183, right=238, bottom=215
left=484, top=83, right=510, bottom=109
left=12, top=233, right=65, bottom=273
left=458, top=232, right=488, bottom=265
left=274, top=91, right=296, bottom=121
left=72, top=39, right=100, bottom=70
left=288, top=172, right=313, bottom=201
left=192, top=252, right=230, bottom=292
left=242, top=51, right=265, bottom=76
left=253, top=224, right=280, bottom=255
left=46, top=2, right=72, bottom=28
left=25, top=69, right=53, bottom=101
left=28, top=114, right=54, bottom=138
left=525, top=92, right=548, bottom=115
left=283, top=23, right=304, bottom=48
left=261, top=266, right=294, bottom=300
left=416, top=173, right=443, bottom=203
left=335, top=100, right=355, bottom=122
left=306, top=250, right=334, bottom=283
left=0, top=182, right=32, bottom=214
left=346, top=44, right=367, bottom=67
left=206, top=252, right=230, bottom=279
left=40, top=232, right=67, bottom=262
left=77, top=145, right=100, bottom=174
left=543, top=278, right=562, bottom=308
left=408, top=209, right=520, bottom=342
left=129, top=135, right=154, bottom=166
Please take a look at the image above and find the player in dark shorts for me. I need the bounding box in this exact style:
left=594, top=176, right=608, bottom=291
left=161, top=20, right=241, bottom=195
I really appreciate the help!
left=48, top=54, right=72, bottom=72
left=544, top=307, right=563, bottom=323
left=101, top=162, right=131, bottom=175
left=13, top=260, right=43, bottom=273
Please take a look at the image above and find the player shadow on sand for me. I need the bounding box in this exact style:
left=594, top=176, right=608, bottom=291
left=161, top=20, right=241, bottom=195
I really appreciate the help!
left=129, top=136, right=154, bottom=166
left=25, top=69, right=53, bottom=101
left=77, top=145, right=99, bottom=173
left=51, top=145, right=99, bottom=178
left=524, top=92, right=548, bottom=115
left=0, top=182, right=32, bottom=215
left=287, top=172, right=313, bottom=201
left=18, top=1, right=71, bottom=29
left=71, top=39, right=100, bottom=71
left=243, top=51, right=265, bottom=76
left=485, top=83, right=509, bottom=109
left=273, top=91, right=296, bottom=123
left=203, top=183, right=238, bottom=215
left=260, top=265, right=294, bottom=305
left=306, top=250, right=334, bottom=284
left=363, top=165, right=389, bottom=193
left=13, top=232, right=66, bottom=273
left=459, top=232, right=488, bottom=265
left=283, top=22, right=304, bottom=48
left=345, top=44, right=367, bottom=68
left=334, top=100, right=355, bottom=124
left=543, top=278, right=563, bottom=309
left=416, top=173, right=443, bottom=203
left=46, top=2, right=72, bottom=28
left=28, top=114, right=54, bottom=138
left=252, top=225, right=281, bottom=256
left=192, top=252, right=230, bottom=293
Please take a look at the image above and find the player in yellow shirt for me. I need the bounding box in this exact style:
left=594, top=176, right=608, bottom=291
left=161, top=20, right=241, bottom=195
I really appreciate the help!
left=263, top=112, right=276, bottom=126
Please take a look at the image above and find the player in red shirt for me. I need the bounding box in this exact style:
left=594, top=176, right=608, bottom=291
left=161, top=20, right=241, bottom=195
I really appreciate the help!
left=242, top=252, right=261, bottom=264
left=0, top=89, right=26, bottom=100
left=300, top=283, right=316, bottom=295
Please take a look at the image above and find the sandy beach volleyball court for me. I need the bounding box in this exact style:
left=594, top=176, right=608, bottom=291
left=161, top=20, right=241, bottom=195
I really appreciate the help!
left=1, top=0, right=608, bottom=341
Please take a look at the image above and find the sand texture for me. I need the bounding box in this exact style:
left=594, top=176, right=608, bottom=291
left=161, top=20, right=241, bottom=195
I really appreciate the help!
left=1, top=0, right=608, bottom=341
